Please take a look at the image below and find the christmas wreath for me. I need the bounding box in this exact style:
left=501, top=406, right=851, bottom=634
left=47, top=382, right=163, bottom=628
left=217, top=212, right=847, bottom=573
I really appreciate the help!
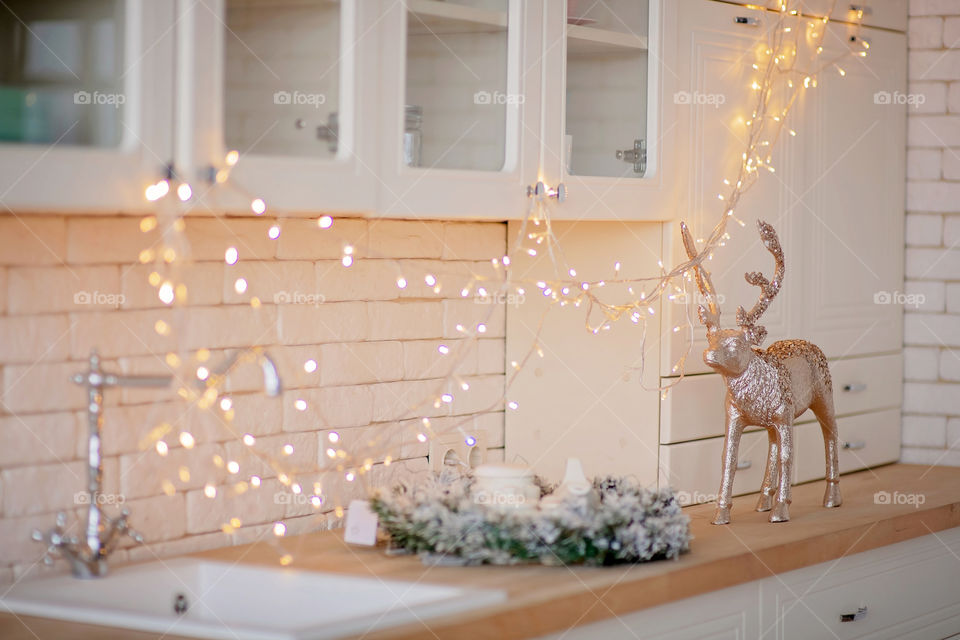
left=369, top=473, right=690, bottom=566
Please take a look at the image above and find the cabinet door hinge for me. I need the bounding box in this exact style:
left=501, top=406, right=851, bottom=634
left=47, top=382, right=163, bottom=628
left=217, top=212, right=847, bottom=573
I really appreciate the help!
left=616, top=139, right=646, bottom=174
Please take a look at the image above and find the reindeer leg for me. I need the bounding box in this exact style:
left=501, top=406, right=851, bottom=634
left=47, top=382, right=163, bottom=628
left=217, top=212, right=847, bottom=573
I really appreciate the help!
left=713, top=407, right=746, bottom=525
left=756, top=427, right=779, bottom=512
left=812, top=395, right=842, bottom=508
left=770, top=422, right=793, bottom=523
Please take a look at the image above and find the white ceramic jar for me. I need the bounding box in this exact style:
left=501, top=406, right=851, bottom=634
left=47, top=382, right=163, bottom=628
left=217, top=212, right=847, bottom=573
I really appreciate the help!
left=472, top=464, right=540, bottom=510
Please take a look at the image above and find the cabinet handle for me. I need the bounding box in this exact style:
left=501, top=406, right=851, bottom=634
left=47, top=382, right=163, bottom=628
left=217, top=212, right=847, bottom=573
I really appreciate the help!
left=842, top=440, right=866, bottom=451
left=736, top=460, right=752, bottom=470
left=840, top=606, right=867, bottom=622
left=842, top=382, right=867, bottom=393
left=734, top=16, right=759, bottom=26
left=527, top=181, right=566, bottom=203
left=849, top=4, right=873, bottom=16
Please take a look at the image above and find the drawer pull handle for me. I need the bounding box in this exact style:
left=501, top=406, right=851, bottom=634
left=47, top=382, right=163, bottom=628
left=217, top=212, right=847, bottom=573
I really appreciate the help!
left=840, top=606, right=867, bottom=622
left=843, top=440, right=866, bottom=451
left=736, top=460, right=752, bottom=470
left=842, top=383, right=867, bottom=393
left=734, top=16, right=759, bottom=26
left=849, top=4, right=873, bottom=16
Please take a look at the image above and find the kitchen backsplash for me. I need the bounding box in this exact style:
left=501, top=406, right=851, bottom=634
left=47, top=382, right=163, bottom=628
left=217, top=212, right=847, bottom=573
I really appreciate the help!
left=0, top=215, right=507, bottom=583
left=901, top=1, right=960, bottom=466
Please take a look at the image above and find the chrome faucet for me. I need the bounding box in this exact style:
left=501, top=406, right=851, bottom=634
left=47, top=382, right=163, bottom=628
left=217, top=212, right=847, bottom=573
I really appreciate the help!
left=32, top=351, right=171, bottom=578
left=32, top=348, right=282, bottom=578
left=215, top=347, right=283, bottom=397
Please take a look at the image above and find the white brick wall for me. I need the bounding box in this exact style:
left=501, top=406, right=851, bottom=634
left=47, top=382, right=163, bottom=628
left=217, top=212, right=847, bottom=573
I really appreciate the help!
left=903, top=1, right=960, bottom=466
left=0, top=214, right=506, bottom=582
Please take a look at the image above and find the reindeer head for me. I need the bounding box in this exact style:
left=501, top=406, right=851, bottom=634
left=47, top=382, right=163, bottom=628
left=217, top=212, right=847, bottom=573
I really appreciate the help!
left=680, top=219, right=784, bottom=377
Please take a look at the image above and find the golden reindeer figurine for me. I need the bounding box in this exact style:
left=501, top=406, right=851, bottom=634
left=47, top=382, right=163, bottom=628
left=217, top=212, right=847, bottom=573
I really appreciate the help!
left=681, top=219, right=842, bottom=524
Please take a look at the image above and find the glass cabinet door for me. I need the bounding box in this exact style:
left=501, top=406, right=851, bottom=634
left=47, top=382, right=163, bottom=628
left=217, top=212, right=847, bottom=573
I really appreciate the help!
left=222, top=0, right=341, bottom=160
left=0, top=0, right=125, bottom=148
left=0, top=0, right=174, bottom=211
left=563, top=0, right=650, bottom=179
left=404, top=0, right=509, bottom=172
left=185, top=0, right=377, bottom=213
left=541, top=0, right=670, bottom=221
left=377, top=0, right=540, bottom=219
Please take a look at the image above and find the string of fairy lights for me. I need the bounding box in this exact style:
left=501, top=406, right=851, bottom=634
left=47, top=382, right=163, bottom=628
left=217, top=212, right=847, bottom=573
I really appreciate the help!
left=132, top=1, right=865, bottom=560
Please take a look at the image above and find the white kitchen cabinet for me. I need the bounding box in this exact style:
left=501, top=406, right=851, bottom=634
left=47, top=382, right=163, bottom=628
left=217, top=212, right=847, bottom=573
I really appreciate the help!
left=798, top=0, right=907, bottom=31
left=373, top=0, right=543, bottom=219
left=377, top=0, right=674, bottom=221
left=659, top=2, right=905, bottom=374
left=659, top=0, right=802, bottom=378
left=761, top=526, right=960, bottom=639
left=0, top=0, right=175, bottom=212
left=0, top=1, right=671, bottom=220
left=180, top=0, right=380, bottom=215
left=660, top=353, right=904, bottom=445
left=795, top=19, right=906, bottom=358
left=534, top=527, right=960, bottom=640
left=540, top=0, right=679, bottom=221
left=535, top=581, right=763, bottom=640
left=652, top=2, right=904, bottom=503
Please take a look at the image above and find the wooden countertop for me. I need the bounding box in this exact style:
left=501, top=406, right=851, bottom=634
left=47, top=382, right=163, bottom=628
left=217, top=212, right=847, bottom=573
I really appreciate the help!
left=3, top=463, right=960, bottom=639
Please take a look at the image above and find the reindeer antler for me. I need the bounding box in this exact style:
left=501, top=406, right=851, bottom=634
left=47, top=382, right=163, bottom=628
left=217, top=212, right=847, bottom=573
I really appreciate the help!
left=680, top=221, right=721, bottom=333
left=736, top=219, right=784, bottom=346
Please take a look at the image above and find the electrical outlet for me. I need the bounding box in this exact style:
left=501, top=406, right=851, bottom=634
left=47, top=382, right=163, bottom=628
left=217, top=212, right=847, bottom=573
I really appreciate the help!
left=428, top=429, right=487, bottom=472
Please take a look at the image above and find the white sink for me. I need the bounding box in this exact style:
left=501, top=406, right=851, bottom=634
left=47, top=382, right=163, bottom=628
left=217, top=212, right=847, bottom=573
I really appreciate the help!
left=1, top=558, right=506, bottom=639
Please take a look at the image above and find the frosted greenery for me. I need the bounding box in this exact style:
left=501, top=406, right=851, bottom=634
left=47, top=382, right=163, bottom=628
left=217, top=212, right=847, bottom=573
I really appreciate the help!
left=369, top=473, right=691, bottom=566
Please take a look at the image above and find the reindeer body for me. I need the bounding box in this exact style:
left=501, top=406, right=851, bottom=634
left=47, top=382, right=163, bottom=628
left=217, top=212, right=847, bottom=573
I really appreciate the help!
left=681, top=220, right=842, bottom=524
left=724, top=340, right=831, bottom=426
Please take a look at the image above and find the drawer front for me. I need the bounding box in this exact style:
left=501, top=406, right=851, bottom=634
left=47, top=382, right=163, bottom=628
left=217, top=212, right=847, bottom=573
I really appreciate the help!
left=659, top=373, right=727, bottom=444
left=795, top=408, right=901, bottom=483
left=716, top=1, right=906, bottom=31
left=660, top=430, right=792, bottom=504
left=660, top=353, right=902, bottom=444
left=826, top=353, right=903, bottom=417
left=764, top=528, right=960, bottom=640
left=800, top=0, right=906, bottom=32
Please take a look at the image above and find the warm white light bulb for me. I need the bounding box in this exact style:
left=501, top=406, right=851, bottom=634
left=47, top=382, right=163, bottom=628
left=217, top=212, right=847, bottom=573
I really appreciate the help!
left=158, top=281, right=175, bottom=305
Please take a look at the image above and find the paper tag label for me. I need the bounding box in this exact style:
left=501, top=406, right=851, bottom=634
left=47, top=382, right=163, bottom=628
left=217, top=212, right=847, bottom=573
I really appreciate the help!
left=344, top=499, right=379, bottom=546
